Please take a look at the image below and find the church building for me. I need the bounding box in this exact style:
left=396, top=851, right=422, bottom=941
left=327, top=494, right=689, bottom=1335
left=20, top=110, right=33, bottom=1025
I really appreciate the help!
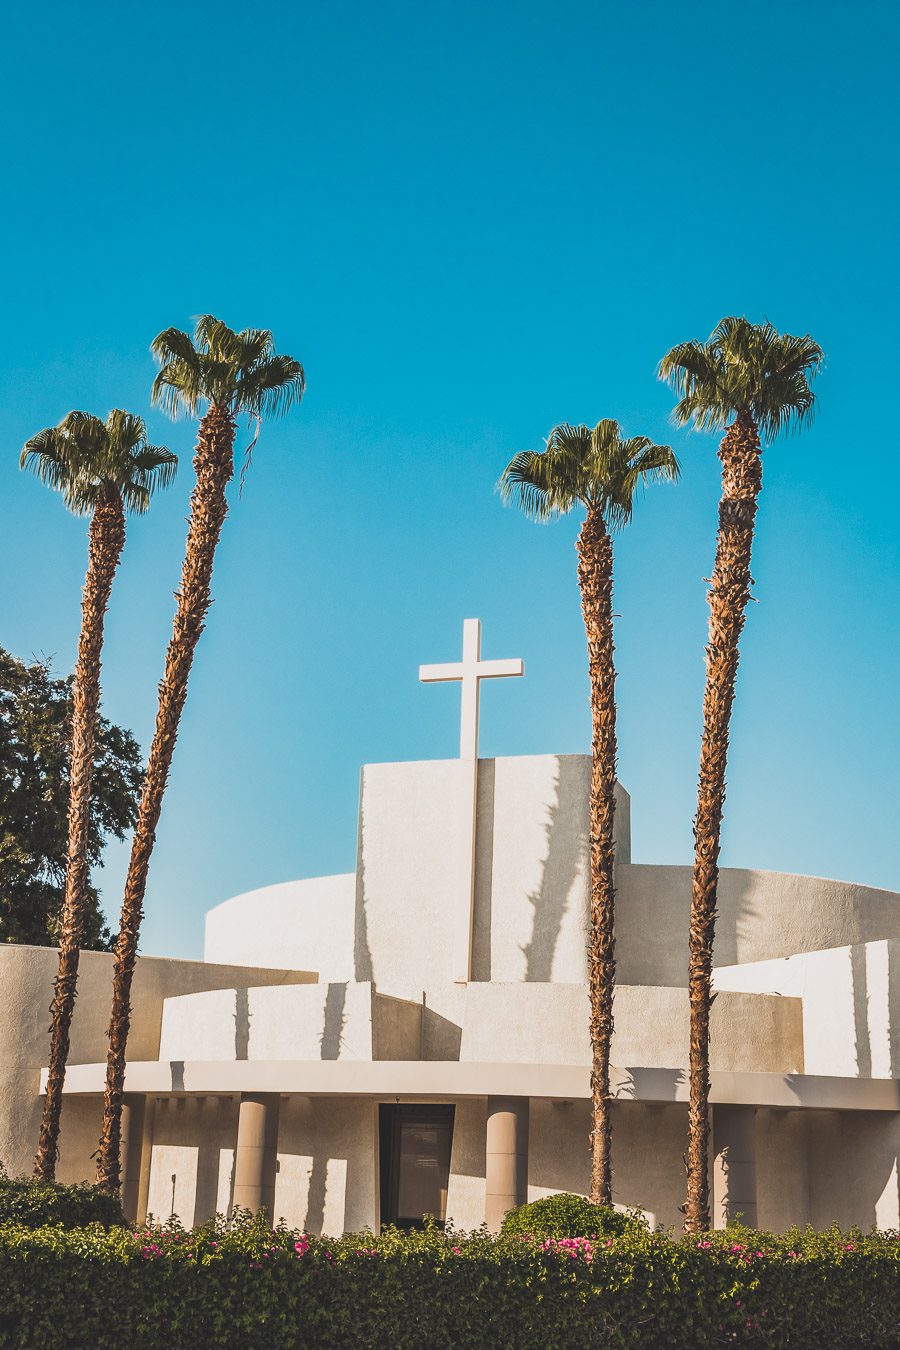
left=2, top=620, right=899, bottom=1235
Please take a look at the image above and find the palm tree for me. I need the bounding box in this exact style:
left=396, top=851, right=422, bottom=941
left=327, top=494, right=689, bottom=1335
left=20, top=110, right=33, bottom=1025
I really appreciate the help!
left=96, top=317, right=305, bottom=1191
left=21, top=411, right=176, bottom=1181
left=660, top=317, right=823, bottom=1232
left=500, top=420, right=679, bottom=1204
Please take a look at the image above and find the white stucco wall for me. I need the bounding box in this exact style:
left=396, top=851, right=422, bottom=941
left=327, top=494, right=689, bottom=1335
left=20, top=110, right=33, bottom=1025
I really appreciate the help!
left=805, top=1109, right=900, bottom=1230
left=147, top=1097, right=240, bottom=1225
left=356, top=756, right=630, bottom=988
left=204, top=874, right=355, bottom=979
left=527, top=1099, right=685, bottom=1229
left=159, top=983, right=422, bottom=1063
left=713, top=941, right=900, bottom=1080
left=276, top=1096, right=377, bottom=1234
left=140, top=1094, right=900, bottom=1236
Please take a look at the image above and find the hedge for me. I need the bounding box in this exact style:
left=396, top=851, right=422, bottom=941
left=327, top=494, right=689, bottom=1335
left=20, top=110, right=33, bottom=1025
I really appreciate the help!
left=0, top=1167, right=123, bottom=1230
left=500, top=1192, right=643, bottom=1240
left=1, top=1213, right=899, bottom=1349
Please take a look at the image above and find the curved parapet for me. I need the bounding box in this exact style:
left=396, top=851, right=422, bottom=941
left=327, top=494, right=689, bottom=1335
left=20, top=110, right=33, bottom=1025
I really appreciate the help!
left=616, top=865, right=900, bottom=987
left=204, top=874, right=356, bottom=980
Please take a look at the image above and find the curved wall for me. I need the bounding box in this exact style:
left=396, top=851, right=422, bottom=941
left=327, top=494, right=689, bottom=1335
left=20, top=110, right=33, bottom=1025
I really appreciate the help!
left=616, top=865, right=900, bottom=987
left=204, top=874, right=356, bottom=979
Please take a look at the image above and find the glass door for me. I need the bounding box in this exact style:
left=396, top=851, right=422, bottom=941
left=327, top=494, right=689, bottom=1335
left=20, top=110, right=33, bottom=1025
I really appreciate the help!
left=379, top=1104, right=455, bottom=1230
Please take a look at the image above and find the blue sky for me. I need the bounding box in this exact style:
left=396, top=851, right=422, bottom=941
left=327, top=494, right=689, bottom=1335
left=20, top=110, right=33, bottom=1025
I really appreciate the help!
left=1, top=1, right=898, bottom=957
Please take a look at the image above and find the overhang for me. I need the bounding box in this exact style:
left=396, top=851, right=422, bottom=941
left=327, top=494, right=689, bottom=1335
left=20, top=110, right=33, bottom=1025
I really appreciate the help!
left=49, top=1060, right=900, bottom=1112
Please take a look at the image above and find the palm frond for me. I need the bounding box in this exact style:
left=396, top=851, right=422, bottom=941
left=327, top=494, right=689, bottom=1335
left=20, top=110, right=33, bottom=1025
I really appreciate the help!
left=150, top=327, right=201, bottom=371
left=194, top=314, right=241, bottom=362
left=498, top=450, right=571, bottom=521
left=660, top=316, right=823, bottom=442
left=152, top=316, right=305, bottom=429
left=20, top=429, right=73, bottom=492
left=235, top=354, right=306, bottom=418
left=20, top=408, right=176, bottom=516
left=500, top=420, right=677, bottom=531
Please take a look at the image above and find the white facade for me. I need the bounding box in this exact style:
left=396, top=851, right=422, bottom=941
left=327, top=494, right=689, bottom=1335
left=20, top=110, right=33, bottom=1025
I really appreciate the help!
left=5, top=752, right=900, bottom=1233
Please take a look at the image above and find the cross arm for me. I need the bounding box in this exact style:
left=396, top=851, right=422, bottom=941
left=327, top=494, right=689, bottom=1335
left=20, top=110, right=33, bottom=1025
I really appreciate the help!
left=419, top=663, right=465, bottom=683
left=478, top=659, right=524, bottom=679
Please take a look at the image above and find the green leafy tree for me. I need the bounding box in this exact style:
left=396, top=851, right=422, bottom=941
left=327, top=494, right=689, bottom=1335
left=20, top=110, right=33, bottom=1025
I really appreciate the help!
left=20, top=410, right=176, bottom=1180
left=97, top=317, right=305, bottom=1191
left=500, top=420, right=679, bottom=1205
left=660, top=317, right=823, bottom=1232
left=0, top=646, right=142, bottom=945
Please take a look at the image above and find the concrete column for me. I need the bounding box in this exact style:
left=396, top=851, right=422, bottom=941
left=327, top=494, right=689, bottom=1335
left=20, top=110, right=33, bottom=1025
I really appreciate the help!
left=120, top=1095, right=149, bottom=1223
left=713, top=1104, right=758, bottom=1229
left=485, top=1096, right=529, bottom=1232
left=232, top=1094, right=280, bottom=1216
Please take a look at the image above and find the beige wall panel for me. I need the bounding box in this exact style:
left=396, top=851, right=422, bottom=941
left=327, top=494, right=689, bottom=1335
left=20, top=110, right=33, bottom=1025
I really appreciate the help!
left=445, top=1097, right=487, bottom=1230
left=275, top=1096, right=376, bottom=1235
left=146, top=1096, right=240, bottom=1226
left=459, top=984, right=802, bottom=1075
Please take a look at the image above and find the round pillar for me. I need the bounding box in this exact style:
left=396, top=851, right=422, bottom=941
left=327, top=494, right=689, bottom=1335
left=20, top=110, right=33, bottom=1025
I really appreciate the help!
left=485, top=1096, right=529, bottom=1232
left=232, top=1093, right=280, bottom=1216
left=119, top=1095, right=148, bottom=1223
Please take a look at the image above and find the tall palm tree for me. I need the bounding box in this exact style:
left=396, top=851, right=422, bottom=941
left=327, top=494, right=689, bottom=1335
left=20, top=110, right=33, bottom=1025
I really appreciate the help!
left=500, top=420, right=679, bottom=1205
left=21, top=411, right=176, bottom=1181
left=660, top=317, right=823, bottom=1232
left=96, top=317, right=305, bottom=1191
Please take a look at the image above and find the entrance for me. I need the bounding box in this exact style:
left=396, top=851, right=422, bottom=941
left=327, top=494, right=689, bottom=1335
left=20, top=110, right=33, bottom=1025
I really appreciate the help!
left=378, top=1104, right=455, bottom=1230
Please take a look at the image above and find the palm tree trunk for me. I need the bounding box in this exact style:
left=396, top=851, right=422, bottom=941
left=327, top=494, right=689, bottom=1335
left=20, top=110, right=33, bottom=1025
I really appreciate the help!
left=96, top=402, right=236, bottom=1192
left=34, top=488, right=126, bottom=1181
left=683, top=408, right=762, bottom=1233
left=577, top=507, right=618, bottom=1207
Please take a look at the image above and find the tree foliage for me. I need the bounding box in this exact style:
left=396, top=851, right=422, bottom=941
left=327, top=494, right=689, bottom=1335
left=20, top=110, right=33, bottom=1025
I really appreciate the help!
left=150, top=316, right=306, bottom=420
left=659, top=315, right=824, bottom=440
left=499, top=419, right=679, bottom=528
left=21, top=409, right=177, bottom=515
left=0, top=648, right=142, bottom=948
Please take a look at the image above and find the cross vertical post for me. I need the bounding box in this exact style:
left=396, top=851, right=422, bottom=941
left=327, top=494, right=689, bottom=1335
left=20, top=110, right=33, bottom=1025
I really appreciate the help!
left=419, top=619, right=524, bottom=981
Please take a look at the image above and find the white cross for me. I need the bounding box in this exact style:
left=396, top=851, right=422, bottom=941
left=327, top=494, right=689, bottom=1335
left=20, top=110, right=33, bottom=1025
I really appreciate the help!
left=419, top=619, right=524, bottom=760
left=419, top=619, right=524, bottom=982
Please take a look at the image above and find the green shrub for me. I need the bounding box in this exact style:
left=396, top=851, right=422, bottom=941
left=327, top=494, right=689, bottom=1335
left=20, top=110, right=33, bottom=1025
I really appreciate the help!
left=0, top=1165, right=123, bottom=1229
left=500, top=1190, right=641, bottom=1239
left=0, top=1212, right=898, bottom=1348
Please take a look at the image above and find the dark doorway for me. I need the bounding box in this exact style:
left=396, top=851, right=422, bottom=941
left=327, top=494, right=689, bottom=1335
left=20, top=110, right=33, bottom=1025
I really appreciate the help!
left=379, top=1104, right=455, bottom=1230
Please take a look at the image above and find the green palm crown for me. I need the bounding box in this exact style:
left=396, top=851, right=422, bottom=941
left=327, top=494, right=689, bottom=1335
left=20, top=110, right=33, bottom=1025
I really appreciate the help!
left=150, top=315, right=305, bottom=419
left=499, top=419, right=680, bottom=530
left=21, top=410, right=177, bottom=515
left=659, top=316, right=824, bottom=441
